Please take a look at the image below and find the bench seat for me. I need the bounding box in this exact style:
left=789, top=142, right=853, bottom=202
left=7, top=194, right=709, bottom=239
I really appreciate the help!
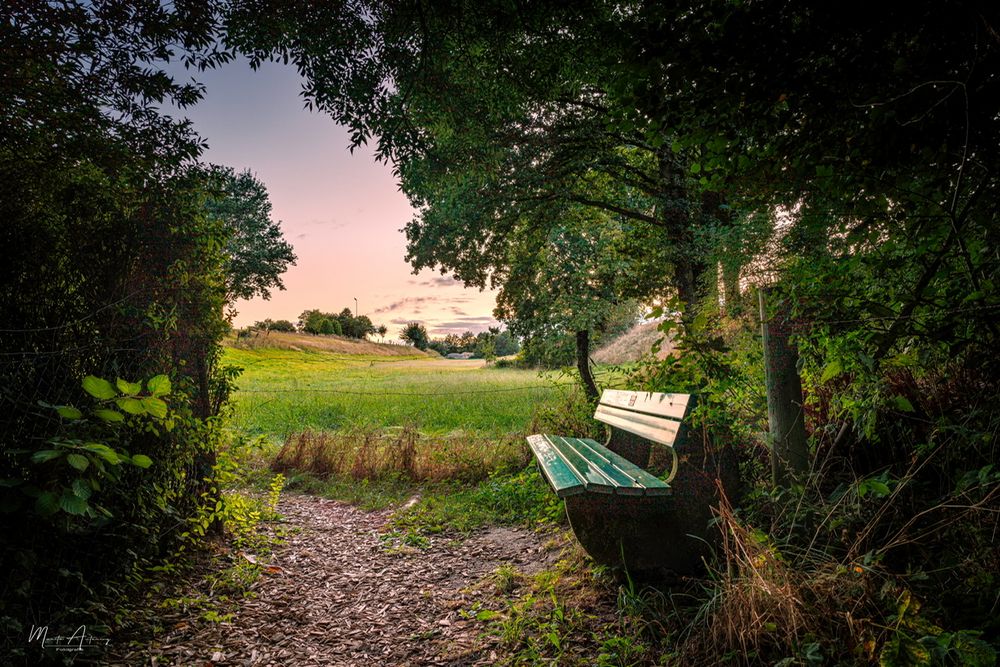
left=526, top=433, right=671, bottom=498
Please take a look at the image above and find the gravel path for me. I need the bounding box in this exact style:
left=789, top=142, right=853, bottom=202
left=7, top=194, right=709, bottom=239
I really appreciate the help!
left=111, top=494, right=558, bottom=666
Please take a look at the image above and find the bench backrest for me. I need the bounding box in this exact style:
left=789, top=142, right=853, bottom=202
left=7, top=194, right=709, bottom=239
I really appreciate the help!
left=593, top=389, right=692, bottom=448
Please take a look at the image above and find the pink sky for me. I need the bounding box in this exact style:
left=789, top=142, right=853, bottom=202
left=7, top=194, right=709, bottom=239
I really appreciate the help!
left=174, top=57, right=499, bottom=338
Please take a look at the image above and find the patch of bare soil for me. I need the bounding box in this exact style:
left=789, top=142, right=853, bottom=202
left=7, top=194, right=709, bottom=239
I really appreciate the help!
left=110, top=495, right=560, bottom=666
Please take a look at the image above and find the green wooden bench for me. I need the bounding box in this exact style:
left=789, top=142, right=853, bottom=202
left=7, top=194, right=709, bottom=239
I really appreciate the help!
left=528, top=389, right=737, bottom=576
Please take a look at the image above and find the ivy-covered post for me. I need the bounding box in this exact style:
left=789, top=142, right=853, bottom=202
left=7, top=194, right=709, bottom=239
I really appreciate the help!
left=759, top=288, right=809, bottom=485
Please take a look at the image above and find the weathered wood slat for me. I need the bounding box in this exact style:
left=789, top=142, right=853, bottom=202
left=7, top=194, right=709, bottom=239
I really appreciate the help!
left=540, top=435, right=614, bottom=494
left=593, top=404, right=682, bottom=447
left=550, top=436, right=642, bottom=494
left=570, top=438, right=672, bottom=496
left=599, top=389, right=691, bottom=419
left=526, top=434, right=585, bottom=497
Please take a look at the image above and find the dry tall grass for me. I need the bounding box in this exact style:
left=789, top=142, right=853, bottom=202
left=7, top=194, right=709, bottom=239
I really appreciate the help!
left=225, top=331, right=427, bottom=356
left=678, top=490, right=874, bottom=665
left=272, top=426, right=531, bottom=483
left=592, top=320, right=674, bottom=365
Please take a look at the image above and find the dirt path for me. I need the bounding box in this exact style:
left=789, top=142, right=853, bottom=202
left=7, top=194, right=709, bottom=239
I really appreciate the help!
left=112, top=494, right=558, bottom=666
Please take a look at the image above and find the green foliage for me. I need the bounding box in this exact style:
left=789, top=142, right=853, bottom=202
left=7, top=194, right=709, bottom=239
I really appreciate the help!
left=399, top=321, right=430, bottom=350
left=0, top=2, right=242, bottom=652
left=427, top=327, right=519, bottom=359
left=253, top=318, right=297, bottom=333
left=13, top=374, right=175, bottom=522
left=298, top=308, right=379, bottom=339
left=200, top=165, right=297, bottom=302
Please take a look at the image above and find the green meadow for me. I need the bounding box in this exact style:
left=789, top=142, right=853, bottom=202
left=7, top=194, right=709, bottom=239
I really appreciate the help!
left=223, top=346, right=573, bottom=440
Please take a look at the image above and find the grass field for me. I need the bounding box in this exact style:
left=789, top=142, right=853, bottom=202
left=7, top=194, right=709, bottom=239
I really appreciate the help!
left=223, top=345, right=574, bottom=440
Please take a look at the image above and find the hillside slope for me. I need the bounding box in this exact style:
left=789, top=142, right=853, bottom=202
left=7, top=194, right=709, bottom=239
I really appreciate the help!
left=592, top=320, right=674, bottom=365
left=224, top=331, right=428, bottom=357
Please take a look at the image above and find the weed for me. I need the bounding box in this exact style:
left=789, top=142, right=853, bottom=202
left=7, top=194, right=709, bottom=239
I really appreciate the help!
left=389, top=468, right=564, bottom=536
left=494, top=564, right=521, bottom=595
left=201, top=610, right=234, bottom=623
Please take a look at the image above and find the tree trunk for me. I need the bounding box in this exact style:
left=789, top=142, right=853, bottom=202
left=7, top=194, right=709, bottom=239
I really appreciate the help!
left=195, top=348, right=223, bottom=536
left=759, top=289, right=809, bottom=485
left=722, top=262, right=743, bottom=316
left=575, top=329, right=599, bottom=402
left=674, top=256, right=709, bottom=321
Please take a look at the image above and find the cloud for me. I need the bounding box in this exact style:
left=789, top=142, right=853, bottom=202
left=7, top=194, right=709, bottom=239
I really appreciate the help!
left=451, top=307, right=468, bottom=315
left=425, top=275, right=461, bottom=287
left=307, top=217, right=350, bottom=230
left=408, top=275, right=464, bottom=288
left=372, top=296, right=437, bottom=314
left=430, top=316, right=500, bottom=336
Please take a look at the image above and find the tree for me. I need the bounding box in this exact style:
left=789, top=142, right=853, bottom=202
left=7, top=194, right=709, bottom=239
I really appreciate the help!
left=494, top=203, right=653, bottom=398
left=1, top=0, right=237, bottom=647
left=376, top=324, right=388, bottom=341
left=493, top=330, right=520, bottom=357
left=298, top=309, right=325, bottom=334
left=400, top=322, right=430, bottom=350
left=202, top=166, right=297, bottom=302
left=228, top=1, right=718, bottom=314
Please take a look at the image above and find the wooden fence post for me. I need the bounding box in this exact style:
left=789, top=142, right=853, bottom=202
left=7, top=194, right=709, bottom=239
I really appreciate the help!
left=759, top=288, right=809, bottom=485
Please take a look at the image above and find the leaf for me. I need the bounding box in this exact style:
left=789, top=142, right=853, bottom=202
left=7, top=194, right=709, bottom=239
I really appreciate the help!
left=35, top=491, right=59, bottom=515
left=147, top=374, right=171, bottom=397
left=821, top=360, right=843, bottom=383
left=82, top=375, right=117, bottom=400
left=59, top=492, right=89, bottom=516
left=31, top=450, right=62, bottom=464
left=94, top=408, right=125, bottom=423
left=56, top=406, right=83, bottom=420
left=131, top=454, right=153, bottom=469
left=690, top=161, right=702, bottom=174
left=115, top=378, right=142, bottom=395
left=868, top=480, right=891, bottom=497
left=115, top=397, right=144, bottom=415
left=892, top=396, right=915, bottom=412
left=72, top=478, right=92, bottom=500
left=66, top=453, right=89, bottom=472
left=81, top=443, right=121, bottom=464
left=140, top=396, right=168, bottom=419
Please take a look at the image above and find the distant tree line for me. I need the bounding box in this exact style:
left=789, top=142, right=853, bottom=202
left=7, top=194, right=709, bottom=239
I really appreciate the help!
left=252, top=318, right=296, bottom=333
left=296, top=308, right=387, bottom=340
left=399, top=323, right=519, bottom=360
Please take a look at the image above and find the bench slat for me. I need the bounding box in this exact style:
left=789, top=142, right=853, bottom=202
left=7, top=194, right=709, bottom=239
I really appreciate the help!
left=570, top=438, right=672, bottom=496
left=594, top=404, right=682, bottom=447
left=530, top=434, right=671, bottom=497
left=526, top=434, right=586, bottom=497
left=541, top=435, right=615, bottom=495
left=599, top=389, right=691, bottom=420
left=549, top=436, right=640, bottom=494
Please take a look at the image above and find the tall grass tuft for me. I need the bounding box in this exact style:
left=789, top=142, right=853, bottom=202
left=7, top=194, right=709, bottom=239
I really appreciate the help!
left=681, top=493, right=819, bottom=664
left=272, top=425, right=531, bottom=483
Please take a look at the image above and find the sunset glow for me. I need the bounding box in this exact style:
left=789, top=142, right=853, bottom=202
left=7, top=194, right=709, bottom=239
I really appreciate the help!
left=174, top=57, right=499, bottom=338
